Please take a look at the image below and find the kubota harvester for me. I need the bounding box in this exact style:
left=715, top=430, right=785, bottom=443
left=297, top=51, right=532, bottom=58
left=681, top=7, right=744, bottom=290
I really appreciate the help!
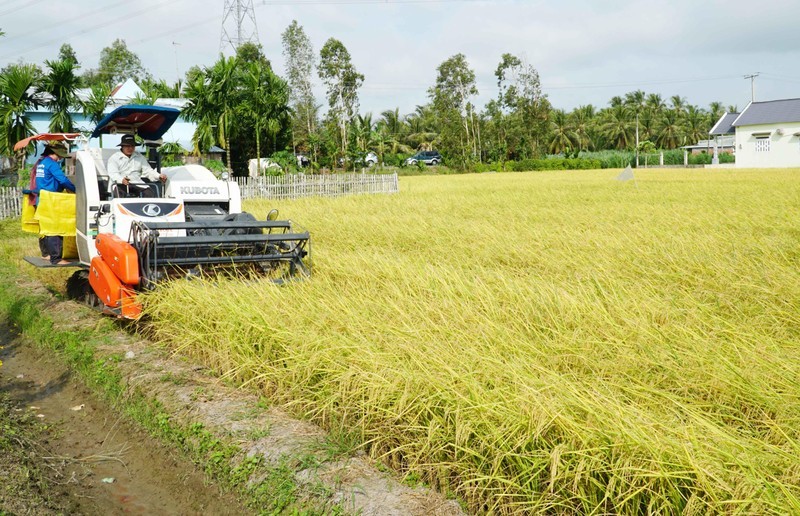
left=20, top=105, right=310, bottom=319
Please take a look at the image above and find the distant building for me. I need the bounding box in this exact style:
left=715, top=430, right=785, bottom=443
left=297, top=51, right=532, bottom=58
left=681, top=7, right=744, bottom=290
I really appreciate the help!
left=682, top=136, right=735, bottom=156
left=725, top=98, right=800, bottom=168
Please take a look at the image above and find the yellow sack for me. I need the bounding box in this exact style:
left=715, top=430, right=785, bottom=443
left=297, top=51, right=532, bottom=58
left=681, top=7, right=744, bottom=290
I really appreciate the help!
left=21, top=194, right=39, bottom=234
left=35, top=190, right=76, bottom=237
left=62, top=236, right=78, bottom=259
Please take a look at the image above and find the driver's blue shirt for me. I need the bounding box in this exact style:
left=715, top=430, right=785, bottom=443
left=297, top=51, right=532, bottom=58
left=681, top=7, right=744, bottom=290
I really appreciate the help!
left=34, top=156, right=75, bottom=205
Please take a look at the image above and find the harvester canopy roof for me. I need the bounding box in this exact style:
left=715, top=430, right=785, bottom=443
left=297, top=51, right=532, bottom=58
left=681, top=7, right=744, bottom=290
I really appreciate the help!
left=14, top=132, right=81, bottom=151
left=91, top=104, right=180, bottom=140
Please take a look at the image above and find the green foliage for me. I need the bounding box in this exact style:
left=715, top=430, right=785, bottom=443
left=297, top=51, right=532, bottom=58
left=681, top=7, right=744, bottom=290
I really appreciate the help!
left=270, top=150, right=303, bottom=173
left=84, top=38, right=152, bottom=87
left=183, top=54, right=291, bottom=175
left=203, top=159, right=227, bottom=173
left=319, top=38, right=364, bottom=159
left=283, top=21, right=318, bottom=158
left=40, top=58, right=80, bottom=132
left=429, top=53, right=478, bottom=170
left=57, top=43, right=78, bottom=66
left=475, top=157, right=603, bottom=172
left=0, top=63, right=43, bottom=168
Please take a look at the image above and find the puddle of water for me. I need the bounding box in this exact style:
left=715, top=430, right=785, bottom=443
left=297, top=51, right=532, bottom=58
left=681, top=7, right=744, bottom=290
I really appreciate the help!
left=0, top=320, right=249, bottom=515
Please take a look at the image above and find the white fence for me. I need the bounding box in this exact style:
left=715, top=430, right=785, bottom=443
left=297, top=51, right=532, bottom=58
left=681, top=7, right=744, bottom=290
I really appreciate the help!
left=0, top=187, right=22, bottom=220
left=236, top=173, right=399, bottom=200
left=0, top=173, right=400, bottom=220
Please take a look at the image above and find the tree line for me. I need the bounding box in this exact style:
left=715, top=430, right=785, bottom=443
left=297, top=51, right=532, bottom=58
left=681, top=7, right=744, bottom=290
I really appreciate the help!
left=0, top=25, right=735, bottom=175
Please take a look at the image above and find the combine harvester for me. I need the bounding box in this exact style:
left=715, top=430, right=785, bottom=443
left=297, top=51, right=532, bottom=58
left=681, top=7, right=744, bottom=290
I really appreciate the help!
left=20, top=105, right=310, bottom=319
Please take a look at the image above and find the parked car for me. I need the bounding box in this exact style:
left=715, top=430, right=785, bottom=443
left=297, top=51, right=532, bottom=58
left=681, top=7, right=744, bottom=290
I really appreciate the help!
left=405, top=150, right=442, bottom=166
left=338, top=151, right=379, bottom=168
left=363, top=151, right=378, bottom=167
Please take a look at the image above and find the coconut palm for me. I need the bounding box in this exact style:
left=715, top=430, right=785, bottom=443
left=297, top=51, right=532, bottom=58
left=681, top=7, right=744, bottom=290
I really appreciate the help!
left=670, top=95, right=687, bottom=116
left=609, top=95, right=624, bottom=108
left=684, top=105, right=708, bottom=146
left=569, top=105, right=596, bottom=151
left=646, top=93, right=665, bottom=116
left=405, top=104, right=438, bottom=151
left=548, top=109, right=578, bottom=154
left=656, top=110, right=683, bottom=149
left=353, top=113, right=374, bottom=153
left=708, top=101, right=724, bottom=125
left=379, top=108, right=404, bottom=138
left=625, top=90, right=647, bottom=164
left=0, top=63, right=43, bottom=170
left=601, top=104, right=634, bottom=150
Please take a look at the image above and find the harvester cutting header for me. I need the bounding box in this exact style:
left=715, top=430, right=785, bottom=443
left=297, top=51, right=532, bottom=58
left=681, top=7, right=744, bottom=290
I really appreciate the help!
left=21, top=105, right=310, bottom=319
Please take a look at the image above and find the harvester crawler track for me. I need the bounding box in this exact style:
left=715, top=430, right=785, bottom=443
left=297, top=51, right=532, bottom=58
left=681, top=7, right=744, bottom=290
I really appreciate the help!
left=130, top=219, right=310, bottom=287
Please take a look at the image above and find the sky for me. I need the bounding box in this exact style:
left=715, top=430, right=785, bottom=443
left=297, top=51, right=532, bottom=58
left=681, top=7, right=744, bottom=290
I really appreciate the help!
left=1, top=0, right=799, bottom=119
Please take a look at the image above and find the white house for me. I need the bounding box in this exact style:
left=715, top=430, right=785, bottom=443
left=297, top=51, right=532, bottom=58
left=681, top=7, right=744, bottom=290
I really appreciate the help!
left=727, top=98, right=800, bottom=168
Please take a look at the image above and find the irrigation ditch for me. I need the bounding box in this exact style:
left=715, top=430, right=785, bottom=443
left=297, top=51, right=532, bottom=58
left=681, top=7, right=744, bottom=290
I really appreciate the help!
left=0, top=261, right=463, bottom=514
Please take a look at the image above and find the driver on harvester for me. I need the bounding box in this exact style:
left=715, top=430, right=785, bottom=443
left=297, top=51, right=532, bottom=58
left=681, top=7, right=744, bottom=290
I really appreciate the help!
left=107, top=134, right=166, bottom=198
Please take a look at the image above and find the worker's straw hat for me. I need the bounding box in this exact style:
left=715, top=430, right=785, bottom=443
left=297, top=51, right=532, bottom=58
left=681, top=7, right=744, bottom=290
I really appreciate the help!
left=42, top=141, right=68, bottom=158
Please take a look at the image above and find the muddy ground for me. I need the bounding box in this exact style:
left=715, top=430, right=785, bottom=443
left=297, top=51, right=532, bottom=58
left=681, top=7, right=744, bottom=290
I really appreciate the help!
left=0, top=319, right=248, bottom=515
left=0, top=286, right=464, bottom=515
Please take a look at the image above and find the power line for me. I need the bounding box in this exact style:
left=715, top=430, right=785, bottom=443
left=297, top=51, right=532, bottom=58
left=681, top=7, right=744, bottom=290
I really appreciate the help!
left=0, top=0, right=49, bottom=18
left=1, top=0, right=132, bottom=44
left=256, top=0, right=496, bottom=4
left=0, top=0, right=180, bottom=62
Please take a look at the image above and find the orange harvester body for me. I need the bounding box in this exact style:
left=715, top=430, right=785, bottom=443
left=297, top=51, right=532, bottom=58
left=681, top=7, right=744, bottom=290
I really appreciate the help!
left=89, top=234, right=142, bottom=319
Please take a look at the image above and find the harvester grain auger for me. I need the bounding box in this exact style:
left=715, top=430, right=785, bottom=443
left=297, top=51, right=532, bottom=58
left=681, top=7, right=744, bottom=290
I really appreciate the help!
left=20, top=105, right=310, bottom=319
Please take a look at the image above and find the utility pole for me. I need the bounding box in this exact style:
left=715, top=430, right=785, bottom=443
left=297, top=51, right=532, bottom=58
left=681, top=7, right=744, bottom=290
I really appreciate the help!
left=635, top=113, right=639, bottom=168
left=744, top=73, right=760, bottom=102
left=220, top=0, right=260, bottom=54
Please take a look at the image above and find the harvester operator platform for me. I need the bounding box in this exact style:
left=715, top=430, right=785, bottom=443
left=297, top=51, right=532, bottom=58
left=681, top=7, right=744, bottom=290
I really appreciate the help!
left=107, top=134, right=167, bottom=198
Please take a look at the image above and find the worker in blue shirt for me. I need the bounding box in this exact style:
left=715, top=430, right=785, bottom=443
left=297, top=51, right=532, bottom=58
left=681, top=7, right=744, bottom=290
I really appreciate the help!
left=34, top=143, right=75, bottom=265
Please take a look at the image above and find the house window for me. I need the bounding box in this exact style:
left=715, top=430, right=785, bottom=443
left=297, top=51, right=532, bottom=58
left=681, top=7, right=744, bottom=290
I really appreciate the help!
left=755, top=137, right=770, bottom=152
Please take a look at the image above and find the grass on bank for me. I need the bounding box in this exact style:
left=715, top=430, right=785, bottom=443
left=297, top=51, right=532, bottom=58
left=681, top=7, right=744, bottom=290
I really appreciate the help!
left=142, top=168, right=800, bottom=514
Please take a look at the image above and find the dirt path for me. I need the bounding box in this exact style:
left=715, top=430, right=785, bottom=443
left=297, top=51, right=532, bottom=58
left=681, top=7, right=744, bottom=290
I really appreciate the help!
left=0, top=319, right=249, bottom=515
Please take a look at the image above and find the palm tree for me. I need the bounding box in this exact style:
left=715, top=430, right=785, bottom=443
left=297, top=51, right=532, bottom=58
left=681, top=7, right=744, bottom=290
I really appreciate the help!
left=637, top=140, right=657, bottom=167
left=184, top=56, right=239, bottom=172
left=41, top=59, right=80, bottom=133
left=624, top=90, right=646, bottom=165
left=353, top=113, right=374, bottom=153
left=601, top=104, right=633, bottom=150
left=405, top=104, right=438, bottom=151
left=684, top=105, right=707, bottom=146
left=0, top=63, right=43, bottom=171
left=670, top=95, right=687, bottom=116
left=82, top=82, right=111, bottom=146
left=379, top=108, right=404, bottom=138
left=240, top=61, right=290, bottom=171
left=708, top=101, right=724, bottom=125
left=548, top=109, right=577, bottom=154
left=569, top=105, right=596, bottom=151
left=656, top=110, right=683, bottom=149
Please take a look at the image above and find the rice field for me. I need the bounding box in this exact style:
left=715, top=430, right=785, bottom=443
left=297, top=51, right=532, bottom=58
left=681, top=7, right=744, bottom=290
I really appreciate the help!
left=142, top=169, right=800, bottom=514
